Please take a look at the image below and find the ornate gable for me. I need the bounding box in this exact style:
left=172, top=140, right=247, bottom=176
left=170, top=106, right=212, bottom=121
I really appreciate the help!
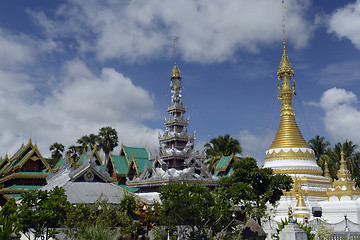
left=69, top=150, right=110, bottom=183
left=1, top=139, right=50, bottom=176
left=76, top=146, right=103, bottom=168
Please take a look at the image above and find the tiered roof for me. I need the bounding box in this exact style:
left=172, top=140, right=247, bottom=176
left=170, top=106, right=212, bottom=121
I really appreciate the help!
left=127, top=43, right=217, bottom=190
left=0, top=139, right=50, bottom=205
left=104, top=144, right=150, bottom=185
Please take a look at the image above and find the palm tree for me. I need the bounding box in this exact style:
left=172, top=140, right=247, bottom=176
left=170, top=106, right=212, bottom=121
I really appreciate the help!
left=204, top=134, right=242, bottom=174
left=49, top=142, right=65, bottom=159
left=97, top=126, right=118, bottom=160
left=77, top=134, right=98, bottom=151
left=339, top=140, right=359, bottom=178
left=318, top=140, right=359, bottom=180
left=308, top=136, right=330, bottom=161
left=66, top=145, right=82, bottom=162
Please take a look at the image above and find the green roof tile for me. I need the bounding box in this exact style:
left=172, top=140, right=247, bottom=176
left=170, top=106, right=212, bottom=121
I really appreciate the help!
left=11, top=146, right=25, bottom=159
left=6, top=184, right=44, bottom=190
left=123, top=146, right=148, bottom=159
left=224, top=168, right=234, bottom=177
left=215, top=155, right=232, bottom=170
left=99, top=165, right=105, bottom=171
left=17, top=171, right=47, bottom=175
left=113, top=182, right=139, bottom=193
left=111, top=155, right=129, bottom=175
left=54, top=158, right=64, bottom=169
left=77, top=153, right=86, bottom=164
left=134, top=157, right=151, bottom=174
left=5, top=194, right=22, bottom=199
left=4, top=159, right=19, bottom=172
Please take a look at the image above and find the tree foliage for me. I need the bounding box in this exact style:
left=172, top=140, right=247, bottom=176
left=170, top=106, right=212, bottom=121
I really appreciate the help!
left=63, top=198, right=132, bottom=239
left=49, top=142, right=65, bottom=159
left=66, top=145, right=83, bottom=162
left=77, top=133, right=98, bottom=151
left=18, top=187, right=69, bottom=240
left=204, top=134, right=242, bottom=173
left=220, top=157, right=293, bottom=225
left=97, top=126, right=119, bottom=156
left=0, top=198, right=19, bottom=240
left=1, top=188, right=138, bottom=239
left=159, top=183, right=233, bottom=240
left=315, top=221, right=333, bottom=240
left=308, top=137, right=360, bottom=181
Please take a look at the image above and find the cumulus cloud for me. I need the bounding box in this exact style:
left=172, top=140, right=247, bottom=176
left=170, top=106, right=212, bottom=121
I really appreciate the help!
left=28, top=0, right=315, bottom=64
left=0, top=58, right=161, bottom=157
left=320, top=87, right=360, bottom=145
left=238, top=129, right=275, bottom=167
left=328, top=0, right=360, bottom=50
left=0, top=29, right=36, bottom=70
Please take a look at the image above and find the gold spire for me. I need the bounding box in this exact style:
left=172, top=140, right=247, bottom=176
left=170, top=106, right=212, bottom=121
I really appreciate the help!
left=245, top=142, right=250, bottom=157
left=326, top=150, right=360, bottom=200
left=293, top=178, right=310, bottom=219
left=171, top=37, right=181, bottom=92
left=267, top=0, right=309, bottom=150
left=338, top=150, right=350, bottom=179
left=324, top=160, right=331, bottom=179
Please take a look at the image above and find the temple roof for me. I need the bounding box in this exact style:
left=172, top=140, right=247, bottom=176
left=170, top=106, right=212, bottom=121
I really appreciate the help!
left=42, top=151, right=128, bottom=204
left=0, top=138, right=50, bottom=176
left=110, top=154, right=129, bottom=175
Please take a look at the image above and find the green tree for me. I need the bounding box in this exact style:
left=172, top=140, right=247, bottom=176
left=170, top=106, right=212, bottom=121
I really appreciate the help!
left=0, top=198, right=19, bottom=240
left=63, top=198, right=132, bottom=239
left=119, top=193, right=137, bottom=220
left=159, top=183, right=233, bottom=240
left=220, top=157, right=293, bottom=225
left=315, top=221, right=333, bottom=240
left=97, top=126, right=119, bottom=159
left=18, top=187, right=69, bottom=240
left=77, top=224, right=116, bottom=240
left=66, top=145, right=83, bottom=162
left=49, top=142, right=65, bottom=159
left=308, top=136, right=330, bottom=161
left=204, top=134, right=242, bottom=173
left=77, top=134, right=98, bottom=151
left=319, top=140, right=359, bottom=180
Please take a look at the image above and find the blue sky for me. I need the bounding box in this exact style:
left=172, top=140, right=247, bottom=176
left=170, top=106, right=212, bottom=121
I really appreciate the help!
left=0, top=0, right=360, bottom=165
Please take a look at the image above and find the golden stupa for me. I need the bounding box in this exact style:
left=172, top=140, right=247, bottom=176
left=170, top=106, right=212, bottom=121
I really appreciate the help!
left=263, top=41, right=331, bottom=200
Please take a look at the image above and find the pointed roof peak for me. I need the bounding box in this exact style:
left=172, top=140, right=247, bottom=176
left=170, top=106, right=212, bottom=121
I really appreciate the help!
left=171, top=37, right=181, bottom=79
left=278, top=0, right=294, bottom=76
left=278, top=43, right=293, bottom=75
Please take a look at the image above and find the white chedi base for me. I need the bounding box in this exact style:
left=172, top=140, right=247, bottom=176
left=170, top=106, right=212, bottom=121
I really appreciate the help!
left=264, top=148, right=322, bottom=171
left=319, top=196, right=360, bottom=224
left=264, top=195, right=360, bottom=237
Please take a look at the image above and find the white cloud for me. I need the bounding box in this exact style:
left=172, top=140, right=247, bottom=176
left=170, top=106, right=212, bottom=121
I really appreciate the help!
left=316, top=61, right=360, bottom=86
left=328, top=0, right=360, bottom=50
left=0, top=58, right=161, bottom=158
left=0, top=29, right=36, bottom=70
left=29, top=0, right=315, bottom=64
left=320, top=87, right=360, bottom=145
left=238, top=129, right=275, bottom=167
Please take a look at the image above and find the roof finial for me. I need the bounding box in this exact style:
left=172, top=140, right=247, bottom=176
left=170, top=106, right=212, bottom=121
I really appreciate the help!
left=171, top=37, right=181, bottom=81
left=282, top=0, right=286, bottom=49
left=173, top=37, right=177, bottom=65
